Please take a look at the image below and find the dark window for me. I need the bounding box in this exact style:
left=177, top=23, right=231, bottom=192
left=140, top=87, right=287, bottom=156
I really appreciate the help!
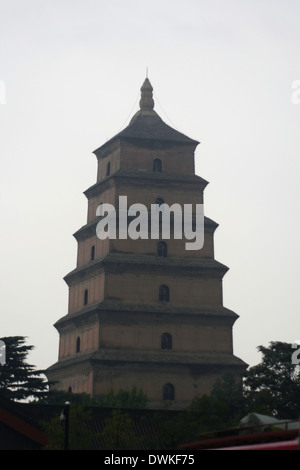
left=84, top=289, right=88, bottom=305
left=68, top=386, right=72, bottom=393
left=153, top=158, right=162, bottom=172
left=157, top=241, right=167, bottom=257
left=155, top=197, right=164, bottom=206
left=91, top=245, right=95, bottom=260
left=106, top=162, right=111, bottom=176
left=97, top=202, right=103, bottom=217
left=161, top=333, right=172, bottom=350
left=159, top=285, right=169, bottom=302
left=76, top=337, right=80, bottom=353
left=163, top=383, right=175, bottom=401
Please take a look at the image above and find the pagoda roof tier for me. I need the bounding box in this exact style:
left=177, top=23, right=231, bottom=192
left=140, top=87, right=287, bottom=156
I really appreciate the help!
left=47, top=349, right=247, bottom=373
left=83, top=170, right=209, bottom=199
left=93, top=78, right=199, bottom=156
left=63, top=253, right=229, bottom=286
left=54, top=301, right=239, bottom=330
left=73, top=215, right=218, bottom=241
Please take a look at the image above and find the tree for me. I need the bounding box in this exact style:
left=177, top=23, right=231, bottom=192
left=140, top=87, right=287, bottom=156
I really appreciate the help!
left=184, top=374, right=247, bottom=433
left=96, top=386, right=149, bottom=409
left=39, top=388, right=148, bottom=450
left=0, top=336, right=48, bottom=401
left=101, top=409, right=142, bottom=450
left=244, top=341, right=300, bottom=419
left=36, top=389, right=98, bottom=406
left=43, top=404, right=94, bottom=450
left=37, top=385, right=149, bottom=408
left=154, top=374, right=249, bottom=449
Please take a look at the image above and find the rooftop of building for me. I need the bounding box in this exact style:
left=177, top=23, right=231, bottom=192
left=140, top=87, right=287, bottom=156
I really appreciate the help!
left=94, top=78, right=199, bottom=155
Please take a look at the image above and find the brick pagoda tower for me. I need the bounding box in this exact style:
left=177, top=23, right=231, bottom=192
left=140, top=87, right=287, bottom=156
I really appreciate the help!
left=47, top=78, right=247, bottom=408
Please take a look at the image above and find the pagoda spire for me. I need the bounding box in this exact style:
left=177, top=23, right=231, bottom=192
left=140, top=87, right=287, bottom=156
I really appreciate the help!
left=139, top=77, right=154, bottom=110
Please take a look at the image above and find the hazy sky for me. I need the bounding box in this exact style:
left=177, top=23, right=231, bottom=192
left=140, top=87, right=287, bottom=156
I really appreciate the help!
left=1, top=0, right=300, bottom=374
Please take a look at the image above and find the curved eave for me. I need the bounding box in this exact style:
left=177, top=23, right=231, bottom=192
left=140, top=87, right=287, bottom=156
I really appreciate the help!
left=73, top=215, right=218, bottom=242
left=93, top=108, right=199, bottom=157
left=53, top=301, right=239, bottom=331
left=47, top=349, right=247, bottom=373
left=63, top=254, right=229, bottom=286
left=83, top=170, right=209, bottom=199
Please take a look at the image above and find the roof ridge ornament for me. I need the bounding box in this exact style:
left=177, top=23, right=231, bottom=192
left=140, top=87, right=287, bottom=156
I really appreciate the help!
left=139, top=78, right=154, bottom=110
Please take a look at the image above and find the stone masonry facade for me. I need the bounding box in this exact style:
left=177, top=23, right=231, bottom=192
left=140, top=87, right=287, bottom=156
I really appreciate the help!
left=47, top=78, right=247, bottom=408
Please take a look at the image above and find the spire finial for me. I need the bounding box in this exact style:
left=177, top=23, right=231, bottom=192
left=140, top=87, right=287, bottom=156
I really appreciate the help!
left=139, top=77, right=154, bottom=110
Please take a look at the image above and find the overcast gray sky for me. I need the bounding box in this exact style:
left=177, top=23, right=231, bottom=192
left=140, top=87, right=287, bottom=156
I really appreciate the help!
left=1, top=0, right=300, bottom=373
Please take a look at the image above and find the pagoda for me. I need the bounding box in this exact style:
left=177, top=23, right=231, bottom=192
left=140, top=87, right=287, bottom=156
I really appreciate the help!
left=47, top=78, right=247, bottom=408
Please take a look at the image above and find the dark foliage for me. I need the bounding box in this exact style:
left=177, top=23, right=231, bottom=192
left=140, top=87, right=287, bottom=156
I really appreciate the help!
left=0, top=336, right=48, bottom=401
left=244, top=341, right=300, bottom=419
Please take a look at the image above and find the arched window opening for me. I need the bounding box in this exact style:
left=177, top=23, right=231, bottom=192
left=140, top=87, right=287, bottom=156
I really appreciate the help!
left=155, top=197, right=164, bottom=206
left=84, top=289, right=88, bottom=306
left=68, top=386, right=72, bottom=393
left=154, top=199, right=165, bottom=238
left=161, top=333, right=172, bottom=350
left=159, top=285, right=169, bottom=302
left=97, top=202, right=103, bottom=217
left=76, top=337, right=81, bottom=353
left=157, top=241, right=167, bottom=257
left=163, top=383, right=175, bottom=401
left=106, top=162, right=111, bottom=176
left=91, top=245, right=95, bottom=261
left=153, top=158, right=162, bottom=173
